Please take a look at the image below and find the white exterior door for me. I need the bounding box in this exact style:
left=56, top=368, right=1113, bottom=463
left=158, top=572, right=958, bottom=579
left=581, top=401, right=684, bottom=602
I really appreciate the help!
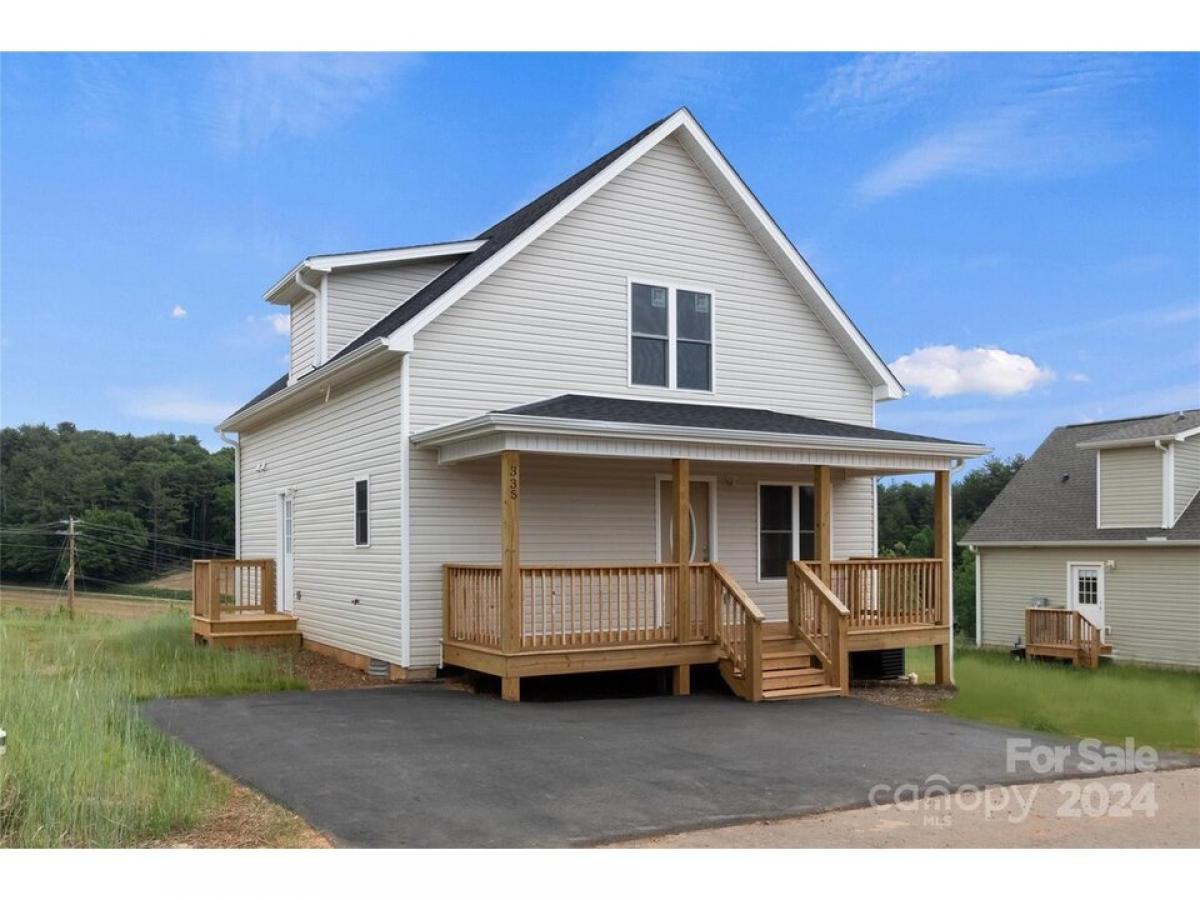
left=278, top=493, right=295, bottom=613
left=1068, top=563, right=1104, bottom=631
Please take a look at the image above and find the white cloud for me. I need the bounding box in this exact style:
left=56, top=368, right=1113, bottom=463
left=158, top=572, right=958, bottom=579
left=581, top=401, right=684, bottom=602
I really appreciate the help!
left=170, top=304, right=187, bottom=319
left=1068, top=372, right=1092, bottom=383
left=808, top=54, right=947, bottom=116
left=203, top=53, right=413, bottom=155
left=116, top=387, right=235, bottom=426
left=891, top=345, right=1055, bottom=398
left=855, top=57, right=1147, bottom=201
left=268, top=313, right=289, bottom=336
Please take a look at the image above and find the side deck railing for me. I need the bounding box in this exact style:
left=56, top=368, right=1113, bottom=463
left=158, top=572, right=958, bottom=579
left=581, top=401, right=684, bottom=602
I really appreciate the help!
left=787, top=561, right=849, bottom=694
left=191, top=559, right=276, bottom=621
left=823, top=558, right=943, bottom=630
left=1026, top=607, right=1105, bottom=668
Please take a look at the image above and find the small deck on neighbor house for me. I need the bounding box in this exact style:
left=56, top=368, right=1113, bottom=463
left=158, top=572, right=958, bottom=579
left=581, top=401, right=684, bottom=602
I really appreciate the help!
left=1025, top=607, right=1112, bottom=669
left=191, top=559, right=300, bottom=650
left=441, top=453, right=955, bottom=702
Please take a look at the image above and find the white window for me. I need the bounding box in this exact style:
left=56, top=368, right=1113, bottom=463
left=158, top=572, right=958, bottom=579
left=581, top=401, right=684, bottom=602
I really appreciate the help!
left=354, top=477, right=370, bottom=546
left=758, top=483, right=815, bottom=580
left=629, top=280, right=713, bottom=391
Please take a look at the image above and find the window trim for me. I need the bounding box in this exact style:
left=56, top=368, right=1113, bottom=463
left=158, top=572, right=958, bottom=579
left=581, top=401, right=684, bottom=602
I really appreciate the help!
left=353, top=475, right=371, bottom=548
left=756, top=480, right=816, bottom=582
left=626, top=275, right=716, bottom=394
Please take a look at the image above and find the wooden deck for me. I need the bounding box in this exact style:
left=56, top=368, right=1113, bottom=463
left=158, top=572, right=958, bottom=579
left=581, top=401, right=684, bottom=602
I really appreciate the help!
left=191, top=559, right=300, bottom=650
left=1025, top=607, right=1112, bottom=669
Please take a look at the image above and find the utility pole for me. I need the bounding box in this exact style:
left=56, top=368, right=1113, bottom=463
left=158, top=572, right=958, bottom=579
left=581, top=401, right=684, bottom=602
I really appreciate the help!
left=65, top=516, right=76, bottom=619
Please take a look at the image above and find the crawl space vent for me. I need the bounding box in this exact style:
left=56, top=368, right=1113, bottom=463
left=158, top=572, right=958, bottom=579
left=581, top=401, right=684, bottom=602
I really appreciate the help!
left=367, top=658, right=389, bottom=677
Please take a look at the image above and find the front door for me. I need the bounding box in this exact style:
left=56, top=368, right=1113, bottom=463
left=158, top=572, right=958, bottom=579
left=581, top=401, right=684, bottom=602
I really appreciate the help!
left=658, top=479, right=712, bottom=563
left=277, top=493, right=295, bottom=612
left=1068, top=563, right=1104, bottom=631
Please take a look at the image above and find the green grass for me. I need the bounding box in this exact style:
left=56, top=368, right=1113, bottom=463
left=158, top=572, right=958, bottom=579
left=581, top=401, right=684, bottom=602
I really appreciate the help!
left=906, top=645, right=1200, bottom=751
left=0, top=606, right=304, bottom=847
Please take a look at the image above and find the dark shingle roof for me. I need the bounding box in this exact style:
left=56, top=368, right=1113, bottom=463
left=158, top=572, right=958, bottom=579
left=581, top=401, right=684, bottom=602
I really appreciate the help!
left=963, top=412, right=1200, bottom=544
left=501, top=394, right=980, bottom=447
left=228, top=115, right=670, bottom=421
left=1080, top=409, right=1200, bottom=445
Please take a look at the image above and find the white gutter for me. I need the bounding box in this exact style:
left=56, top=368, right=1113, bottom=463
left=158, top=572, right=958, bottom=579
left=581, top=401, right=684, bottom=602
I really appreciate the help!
left=217, top=430, right=241, bottom=558
left=962, top=539, right=1199, bottom=547
left=220, top=338, right=394, bottom=431
left=412, top=412, right=991, bottom=460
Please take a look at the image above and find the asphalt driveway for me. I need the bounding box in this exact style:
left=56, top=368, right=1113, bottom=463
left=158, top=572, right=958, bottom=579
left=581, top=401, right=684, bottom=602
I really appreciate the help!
left=142, top=686, right=1188, bottom=847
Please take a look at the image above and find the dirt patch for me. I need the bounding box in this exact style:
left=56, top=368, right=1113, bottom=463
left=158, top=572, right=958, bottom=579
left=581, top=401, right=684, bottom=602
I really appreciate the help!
left=611, top=768, right=1200, bottom=848
left=291, top=648, right=395, bottom=691
left=154, top=769, right=331, bottom=849
left=851, top=681, right=956, bottom=712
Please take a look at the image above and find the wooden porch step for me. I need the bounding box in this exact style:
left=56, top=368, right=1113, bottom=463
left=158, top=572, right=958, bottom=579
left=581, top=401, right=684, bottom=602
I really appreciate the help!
left=195, top=630, right=302, bottom=651
left=195, top=615, right=299, bottom=636
left=763, top=651, right=816, bottom=670
left=763, top=684, right=842, bottom=701
left=762, top=666, right=827, bottom=689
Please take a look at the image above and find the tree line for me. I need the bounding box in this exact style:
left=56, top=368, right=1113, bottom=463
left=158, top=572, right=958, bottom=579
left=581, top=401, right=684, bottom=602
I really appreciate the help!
left=0, top=423, right=235, bottom=586
left=877, top=455, right=1025, bottom=637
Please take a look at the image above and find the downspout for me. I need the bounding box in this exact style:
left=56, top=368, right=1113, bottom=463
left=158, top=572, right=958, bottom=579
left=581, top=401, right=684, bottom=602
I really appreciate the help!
left=1154, top=439, right=1173, bottom=528
left=398, top=350, right=413, bottom=670
left=218, top=429, right=241, bottom=559
left=293, top=270, right=323, bottom=375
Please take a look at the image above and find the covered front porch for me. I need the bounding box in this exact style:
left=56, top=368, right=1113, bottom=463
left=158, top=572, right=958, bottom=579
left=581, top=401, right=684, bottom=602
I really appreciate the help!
left=415, top=395, right=988, bottom=702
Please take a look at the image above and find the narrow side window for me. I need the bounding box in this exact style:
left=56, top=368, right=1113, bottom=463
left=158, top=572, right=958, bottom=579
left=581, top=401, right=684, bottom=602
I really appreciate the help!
left=354, top=478, right=370, bottom=546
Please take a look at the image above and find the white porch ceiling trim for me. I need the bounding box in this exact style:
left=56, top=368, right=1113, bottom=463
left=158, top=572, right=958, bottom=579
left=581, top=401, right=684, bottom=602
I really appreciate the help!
left=411, top=413, right=989, bottom=470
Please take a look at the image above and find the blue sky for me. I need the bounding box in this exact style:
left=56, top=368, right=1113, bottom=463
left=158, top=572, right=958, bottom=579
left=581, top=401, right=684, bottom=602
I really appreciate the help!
left=2, top=52, right=1197, bottom=465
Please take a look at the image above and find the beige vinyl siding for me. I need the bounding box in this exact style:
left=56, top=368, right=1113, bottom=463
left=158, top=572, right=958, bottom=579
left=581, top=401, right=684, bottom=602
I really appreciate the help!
left=1097, top=445, right=1164, bottom=528
left=326, top=260, right=453, bottom=357
left=1174, top=440, right=1200, bottom=523
left=407, top=452, right=877, bottom=666
left=239, top=359, right=404, bottom=664
left=977, top=545, right=1200, bottom=669
left=289, top=296, right=317, bottom=381
left=405, top=134, right=878, bottom=666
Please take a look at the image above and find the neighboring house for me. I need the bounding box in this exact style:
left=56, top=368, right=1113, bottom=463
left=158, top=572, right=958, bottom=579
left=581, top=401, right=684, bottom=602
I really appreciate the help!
left=964, top=410, right=1200, bottom=670
left=197, top=108, right=989, bottom=701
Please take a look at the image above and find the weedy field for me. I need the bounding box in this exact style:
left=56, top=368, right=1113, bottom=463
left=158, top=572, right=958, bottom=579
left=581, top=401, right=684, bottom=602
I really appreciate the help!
left=0, top=600, right=307, bottom=848
left=905, top=645, right=1200, bottom=751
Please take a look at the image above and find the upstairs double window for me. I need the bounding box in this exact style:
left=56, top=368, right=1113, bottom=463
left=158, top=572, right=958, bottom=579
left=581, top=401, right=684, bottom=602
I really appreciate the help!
left=629, top=280, right=713, bottom=391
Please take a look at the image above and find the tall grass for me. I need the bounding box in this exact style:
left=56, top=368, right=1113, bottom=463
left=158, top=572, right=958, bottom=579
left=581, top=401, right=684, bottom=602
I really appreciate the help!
left=941, top=648, right=1200, bottom=751
left=0, top=607, right=303, bottom=847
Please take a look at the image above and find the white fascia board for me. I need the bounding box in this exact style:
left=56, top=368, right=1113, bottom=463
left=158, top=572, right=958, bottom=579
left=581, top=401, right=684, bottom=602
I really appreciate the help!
left=264, top=241, right=485, bottom=305
left=1077, top=433, right=1183, bottom=450
left=411, top=412, right=991, bottom=459
left=219, top=339, right=395, bottom=431
left=385, top=109, right=905, bottom=400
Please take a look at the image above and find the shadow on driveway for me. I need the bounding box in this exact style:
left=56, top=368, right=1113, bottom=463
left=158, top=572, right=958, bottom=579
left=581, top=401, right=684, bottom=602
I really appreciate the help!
left=142, top=686, right=1190, bottom=847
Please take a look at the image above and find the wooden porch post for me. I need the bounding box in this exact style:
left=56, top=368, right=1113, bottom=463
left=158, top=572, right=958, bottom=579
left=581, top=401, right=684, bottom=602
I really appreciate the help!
left=814, top=465, right=833, bottom=583
left=933, top=468, right=953, bottom=685
left=500, top=450, right=521, bottom=701
left=672, top=458, right=691, bottom=695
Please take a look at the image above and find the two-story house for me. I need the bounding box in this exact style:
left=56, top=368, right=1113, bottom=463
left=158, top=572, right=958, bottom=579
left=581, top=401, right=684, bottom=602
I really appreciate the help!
left=964, top=411, right=1200, bottom=669
left=194, top=109, right=989, bottom=701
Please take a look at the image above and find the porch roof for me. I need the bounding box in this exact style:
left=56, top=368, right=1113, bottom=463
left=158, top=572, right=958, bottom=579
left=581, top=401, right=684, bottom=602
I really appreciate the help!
left=411, top=394, right=989, bottom=471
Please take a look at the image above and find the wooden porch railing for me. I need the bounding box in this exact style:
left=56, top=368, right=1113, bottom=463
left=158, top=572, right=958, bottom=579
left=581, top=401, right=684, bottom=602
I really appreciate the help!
left=191, top=559, right=276, bottom=621
left=519, top=564, right=681, bottom=649
left=711, top=562, right=765, bottom=701
left=1026, top=607, right=1105, bottom=669
left=823, top=558, right=943, bottom=630
left=445, top=562, right=712, bottom=651
left=788, top=561, right=850, bottom=694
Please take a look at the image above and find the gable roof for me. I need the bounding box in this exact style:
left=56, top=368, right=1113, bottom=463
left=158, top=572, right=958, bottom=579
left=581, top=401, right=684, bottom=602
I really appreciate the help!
left=963, top=412, right=1200, bottom=545
left=1075, top=409, right=1200, bottom=449
left=224, top=108, right=905, bottom=429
